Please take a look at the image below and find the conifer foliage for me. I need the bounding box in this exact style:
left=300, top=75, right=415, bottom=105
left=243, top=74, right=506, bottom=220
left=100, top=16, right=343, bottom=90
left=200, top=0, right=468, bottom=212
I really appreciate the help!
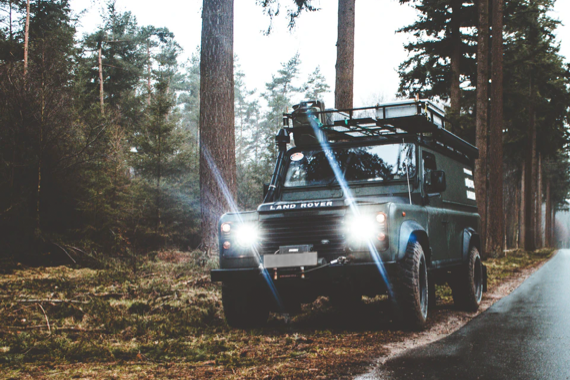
left=399, top=0, right=570, bottom=255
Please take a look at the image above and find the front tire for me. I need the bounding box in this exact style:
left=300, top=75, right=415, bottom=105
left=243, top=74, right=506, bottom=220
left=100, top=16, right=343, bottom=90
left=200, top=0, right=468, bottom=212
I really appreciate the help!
left=450, top=246, right=483, bottom=312
left=222, top=283, right=269, bottom=328
left=392, top=241, right=429, bottom=330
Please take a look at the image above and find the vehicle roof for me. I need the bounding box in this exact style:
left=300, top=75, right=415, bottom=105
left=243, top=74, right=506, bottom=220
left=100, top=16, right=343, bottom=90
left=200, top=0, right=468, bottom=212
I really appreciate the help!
left=284, top=99, right=478, bottom=163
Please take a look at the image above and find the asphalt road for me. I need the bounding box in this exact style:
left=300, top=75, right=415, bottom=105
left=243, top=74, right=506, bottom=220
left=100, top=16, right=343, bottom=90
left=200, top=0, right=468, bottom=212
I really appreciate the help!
left=364, top=249, right=570, bottom=380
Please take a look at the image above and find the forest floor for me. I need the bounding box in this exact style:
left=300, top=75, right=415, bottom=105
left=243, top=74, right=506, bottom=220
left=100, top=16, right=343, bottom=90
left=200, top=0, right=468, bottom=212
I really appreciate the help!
left=0, top=248, right=555, bottom=380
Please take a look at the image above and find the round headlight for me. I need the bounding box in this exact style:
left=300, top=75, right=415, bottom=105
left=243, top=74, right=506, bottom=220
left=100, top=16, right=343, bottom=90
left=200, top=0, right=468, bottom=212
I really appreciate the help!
left=376, top=213, right=386, bottom=223
left=221, top=223, right=231, bottom=233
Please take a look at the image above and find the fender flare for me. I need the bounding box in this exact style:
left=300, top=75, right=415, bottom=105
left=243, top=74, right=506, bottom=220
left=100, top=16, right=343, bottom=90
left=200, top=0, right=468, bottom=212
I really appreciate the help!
left=462, top=227, right=481, bottom=262
left=398, top=220, right=430, bottom=263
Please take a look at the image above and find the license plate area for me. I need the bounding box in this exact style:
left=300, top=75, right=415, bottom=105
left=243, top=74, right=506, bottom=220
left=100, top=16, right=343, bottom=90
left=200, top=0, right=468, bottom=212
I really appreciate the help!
left=263, top=252, right=318, bottom=269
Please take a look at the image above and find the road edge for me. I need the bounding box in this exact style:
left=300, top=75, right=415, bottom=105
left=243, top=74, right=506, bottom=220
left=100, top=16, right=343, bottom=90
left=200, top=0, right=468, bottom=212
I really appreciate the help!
left=354, top=250, right=558, bottom=380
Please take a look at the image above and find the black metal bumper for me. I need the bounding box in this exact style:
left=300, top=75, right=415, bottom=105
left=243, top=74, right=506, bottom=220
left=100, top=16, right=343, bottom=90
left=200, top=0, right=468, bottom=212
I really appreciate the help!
left=210, top=262, right=396, bottom=283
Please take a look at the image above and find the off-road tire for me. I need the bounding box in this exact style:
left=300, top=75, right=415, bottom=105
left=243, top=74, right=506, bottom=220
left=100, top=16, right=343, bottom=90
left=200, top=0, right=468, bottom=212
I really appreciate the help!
left=222, top=283, right=269, bottom=328
left=450, top=246, right=483, bottom=312
left=392, top=241, right=429, bottom=330
left=428, top=273, right=437, bottom=310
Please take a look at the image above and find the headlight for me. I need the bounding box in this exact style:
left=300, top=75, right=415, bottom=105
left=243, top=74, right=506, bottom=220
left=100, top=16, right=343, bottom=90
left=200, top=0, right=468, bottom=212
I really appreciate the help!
left=235, top=224, right=260, bottom=247
left=347, top=215, right=377, bottom=242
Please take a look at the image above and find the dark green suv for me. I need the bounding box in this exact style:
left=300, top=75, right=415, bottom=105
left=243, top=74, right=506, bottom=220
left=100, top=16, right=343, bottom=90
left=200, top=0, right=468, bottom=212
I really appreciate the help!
left=211, top=100, right=486, bottom=330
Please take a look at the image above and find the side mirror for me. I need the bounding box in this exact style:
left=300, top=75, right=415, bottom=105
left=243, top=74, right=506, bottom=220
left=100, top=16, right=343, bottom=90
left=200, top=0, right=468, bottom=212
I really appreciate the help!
left=425, top=170, right=446, bottom=194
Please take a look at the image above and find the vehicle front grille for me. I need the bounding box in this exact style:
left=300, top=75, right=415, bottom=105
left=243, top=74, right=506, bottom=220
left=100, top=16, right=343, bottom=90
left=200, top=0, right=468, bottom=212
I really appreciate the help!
left=259, top=213, right=345, bottom=259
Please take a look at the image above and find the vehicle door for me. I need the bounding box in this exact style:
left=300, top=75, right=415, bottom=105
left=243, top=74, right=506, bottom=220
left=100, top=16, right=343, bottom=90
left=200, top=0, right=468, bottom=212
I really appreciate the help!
left=421, top=149, right=449, bottom=263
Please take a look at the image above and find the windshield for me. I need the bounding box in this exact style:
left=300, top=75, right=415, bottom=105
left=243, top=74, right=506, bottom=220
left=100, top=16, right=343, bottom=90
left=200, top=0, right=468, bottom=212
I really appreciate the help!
left=284, top=143, right=416, bottom=188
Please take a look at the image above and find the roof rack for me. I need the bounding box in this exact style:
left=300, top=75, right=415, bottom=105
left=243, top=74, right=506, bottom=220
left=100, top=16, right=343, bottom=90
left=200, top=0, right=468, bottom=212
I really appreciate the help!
left=283, top=100, right=479, bottom=161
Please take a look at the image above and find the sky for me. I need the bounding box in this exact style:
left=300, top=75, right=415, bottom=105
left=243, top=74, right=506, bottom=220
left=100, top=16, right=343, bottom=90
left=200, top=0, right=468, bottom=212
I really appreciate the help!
left=70, top=0, right=570, bottom=108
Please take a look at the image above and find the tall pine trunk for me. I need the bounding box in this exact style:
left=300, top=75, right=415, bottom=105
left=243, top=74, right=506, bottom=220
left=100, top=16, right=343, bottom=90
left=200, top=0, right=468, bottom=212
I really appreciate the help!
left=536, top=153, right=542, bottom=247
left=450, top=0, right=462, bottom=121
left=98, top=45, right=104, bottom=115
left=200, top=0, right=236, bottom=251
left=147, top=41, right=152, bottom=106
left=520, top=161, right=526, bottom=248
left=23, top=0, right=30, bottom=77
left=475, top=0, right=489, bottom=256
left=335, top=0, right=355, bottom=110
left=545, top=179, right=551, bottom=247
left=487, top=0, right=504, bottom=257
left=525, top=75, right=538, bottom=252
left=524, top=100, right=536, bottom=251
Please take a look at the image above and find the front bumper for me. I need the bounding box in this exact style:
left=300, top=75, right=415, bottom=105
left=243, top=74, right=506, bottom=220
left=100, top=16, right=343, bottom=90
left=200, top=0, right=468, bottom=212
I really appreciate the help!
left=211, top=261, right=396, bottom=296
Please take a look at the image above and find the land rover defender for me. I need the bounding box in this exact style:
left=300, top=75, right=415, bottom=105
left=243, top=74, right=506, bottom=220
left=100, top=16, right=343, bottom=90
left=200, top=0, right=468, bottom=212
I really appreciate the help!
left=210, top=100, right=486, bottom=330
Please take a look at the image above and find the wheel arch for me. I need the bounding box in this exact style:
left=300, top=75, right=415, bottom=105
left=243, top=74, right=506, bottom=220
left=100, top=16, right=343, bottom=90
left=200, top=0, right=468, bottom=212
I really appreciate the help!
left=463, top=227, right=481, bottom=262
left=398, top=220, right=431, bottom=266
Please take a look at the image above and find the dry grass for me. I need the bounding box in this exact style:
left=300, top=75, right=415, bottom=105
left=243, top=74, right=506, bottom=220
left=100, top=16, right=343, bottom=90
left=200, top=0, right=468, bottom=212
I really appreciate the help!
left=0, top=248, right=555, bottom=379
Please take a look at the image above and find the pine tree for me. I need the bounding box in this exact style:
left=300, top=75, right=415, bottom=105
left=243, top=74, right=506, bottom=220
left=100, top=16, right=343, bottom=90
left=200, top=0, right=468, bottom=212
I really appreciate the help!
left=475, top=0, right=489, bottom=255
left=200, top=0, right=236, bottom=250
left=486, top=0, right=504, bottom=256
left=304, top=66, right=330, bottom=101
left=397, top=0, right=477, bottom=122
left=335, top=0, right=355, bottom=109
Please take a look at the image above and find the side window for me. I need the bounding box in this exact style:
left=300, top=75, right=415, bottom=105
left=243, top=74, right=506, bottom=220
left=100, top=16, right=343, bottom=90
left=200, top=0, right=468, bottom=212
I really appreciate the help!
left=423, top=152, right=437, bottom=174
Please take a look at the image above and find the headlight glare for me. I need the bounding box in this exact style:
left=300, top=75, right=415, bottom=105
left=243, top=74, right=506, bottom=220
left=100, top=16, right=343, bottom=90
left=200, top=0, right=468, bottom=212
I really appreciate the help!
left=235, top=224, right=260, bottom=247
left=347, top=215, right=376, bottom=242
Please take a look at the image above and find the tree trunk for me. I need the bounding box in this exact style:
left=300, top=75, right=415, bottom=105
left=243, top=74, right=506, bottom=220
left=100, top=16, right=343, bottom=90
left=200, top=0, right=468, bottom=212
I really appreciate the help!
left=536, top=153, right=542, bottom=247
left=9, top=0, right=13, bottom=42
left=200, top=0, right=236, bottom=251
left=475, top=0, right=489, bottom=256
left=335, top=0, right=355, bottom=110
left=550, top=205, right=558, bottom=248
left=512, top=173, right=520, bottom=248
left=520, top=161, right=525, bottom=249
left=156, top=129, right=162, bottom=234
left=99, top=45, right=104, bottom=115
left=545, top=179, right=551, bottom=247
left=147, top=41, right=152, bottom=105
left=487, top=0, right=504, bottom=257
left=450, top=0, right=462, bottom=121
left=523, top=77, right=536, bottom=251
left=23, top=0, right=30, bottom=77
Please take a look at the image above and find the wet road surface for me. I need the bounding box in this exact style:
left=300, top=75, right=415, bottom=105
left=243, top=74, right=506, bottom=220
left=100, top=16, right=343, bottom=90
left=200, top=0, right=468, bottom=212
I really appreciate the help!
left=364, top=249, right=570, bottom=380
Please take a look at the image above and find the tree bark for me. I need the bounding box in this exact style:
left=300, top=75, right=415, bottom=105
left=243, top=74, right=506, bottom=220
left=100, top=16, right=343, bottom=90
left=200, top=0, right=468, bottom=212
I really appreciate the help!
left=147, top=41, right=152, bottom=105
left=550, top=205, right=558, bottom=248
left=536, top=153, right=542, bottom=247
left=23, top=0, right=30, bottom=77
left=520, top=160, right=525, bottom=249
left=487, top=0, right=504, bottom=257
left=475, top=0, right=489, bottom=256
left=524, top=104, right=536, bottom=251
left=511, top=172, right=521, bottom=249
left=9, top=0, right=13, bottom=41
left=335, top=0, right=355, bottom=110
left=545, top=179, right=551, bottom=247
left=200, top=0, right=236, bottom=251
left=99, top=45, right=104, bottom=115
left=450, top=0, right=462, bottom=120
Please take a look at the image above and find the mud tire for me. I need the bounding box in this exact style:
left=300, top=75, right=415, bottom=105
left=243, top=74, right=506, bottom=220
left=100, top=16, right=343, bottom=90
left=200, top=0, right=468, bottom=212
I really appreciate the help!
left=392, top=241, right=429, bottom=330
left=450, top=246, right=483, bottom=312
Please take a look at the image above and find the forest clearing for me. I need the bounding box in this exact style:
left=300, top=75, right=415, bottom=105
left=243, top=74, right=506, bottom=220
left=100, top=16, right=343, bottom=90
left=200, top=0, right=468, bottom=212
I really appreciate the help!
left=0, top=248, right=555, bottom=379
left=1, top=0, right=570, bottom=378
